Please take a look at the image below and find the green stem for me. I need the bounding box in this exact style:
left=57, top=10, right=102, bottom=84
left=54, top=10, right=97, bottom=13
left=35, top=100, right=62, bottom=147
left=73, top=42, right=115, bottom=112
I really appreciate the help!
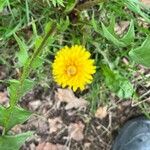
left=3, top=22, right=57, bottom=135
left=94, top=43, right=114, bottom=69
left=20, top=22, right=57, bottom=83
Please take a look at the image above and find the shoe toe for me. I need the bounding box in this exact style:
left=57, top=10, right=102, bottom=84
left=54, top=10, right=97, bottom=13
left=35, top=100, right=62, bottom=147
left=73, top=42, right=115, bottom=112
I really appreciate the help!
left=112, top=117, right=150, bottom=150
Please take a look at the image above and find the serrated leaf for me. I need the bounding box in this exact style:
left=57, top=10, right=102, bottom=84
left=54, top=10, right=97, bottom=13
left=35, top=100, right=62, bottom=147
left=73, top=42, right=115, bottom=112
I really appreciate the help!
left=32, top=56, right=43, bottom=69
left=0, top=132, right=33, bottom=150
left=0, top=105, right=32, bottom=132
left=7, top=80, right=20, bottom=105
left=102, top=19, right=135, bottom=47
left=14, top=34, right=29, bottom=67
left=44, top=22, right=56, bottom=45
left=102, top=66, right=134, bottom=99
left=121, top=20, right=135, bottom=45
left=34, top=36, right=43, bottom=50
left=44, top=22, right=53, bottom=35
left=8, top=79, right=34, bottom=105
left=129, top=36, right=150, bottom=67
left=102, top=23, right=126, bottom=47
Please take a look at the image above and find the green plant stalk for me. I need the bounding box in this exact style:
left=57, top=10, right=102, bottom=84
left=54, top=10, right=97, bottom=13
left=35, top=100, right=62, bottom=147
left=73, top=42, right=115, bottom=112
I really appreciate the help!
left=94, top=43, right=114, bottom=69
left=3, top=22, right=57, bottom=135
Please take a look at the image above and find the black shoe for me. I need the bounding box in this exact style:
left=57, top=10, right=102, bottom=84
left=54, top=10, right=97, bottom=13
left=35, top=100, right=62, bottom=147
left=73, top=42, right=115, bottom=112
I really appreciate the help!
left=112, top=117, right=150, bottom=150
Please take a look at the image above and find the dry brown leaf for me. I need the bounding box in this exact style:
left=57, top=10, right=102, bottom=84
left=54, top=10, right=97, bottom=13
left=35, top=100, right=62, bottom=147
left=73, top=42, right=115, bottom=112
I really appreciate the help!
left=55, top=88, right=75, bottom=103
left=36, top=142, right=66, bottom=150
left=65, top=97, right=88, bottom=110
left=115, top=21, right=129, bottom=36
left=141, top=0, right=150, bottom=6
left=55, top=88, right=88, bottom=110
left=29, top=100, right=42, bottom=111
left=68, top=121, right=85, bottom=141
left=95, top=106, right=108, bottom=119
left=0, top=92, right=8, bottom=105
left=0, top=66, right=6, bottom=79
left=48, top=117, right=63, bottom=134
left=11, top=124, right=22, bottom=134
left=84, top=142, right=91, bottom=149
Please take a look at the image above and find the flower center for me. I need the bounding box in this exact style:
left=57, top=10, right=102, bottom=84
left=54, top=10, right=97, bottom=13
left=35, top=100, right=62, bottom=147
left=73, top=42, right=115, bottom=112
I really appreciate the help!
left=67, top=66, right=77, bottom=76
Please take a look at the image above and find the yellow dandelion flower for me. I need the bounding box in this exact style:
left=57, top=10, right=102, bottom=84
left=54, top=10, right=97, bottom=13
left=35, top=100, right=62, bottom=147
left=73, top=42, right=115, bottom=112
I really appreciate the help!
left=52, top=45, right=96, bottom=91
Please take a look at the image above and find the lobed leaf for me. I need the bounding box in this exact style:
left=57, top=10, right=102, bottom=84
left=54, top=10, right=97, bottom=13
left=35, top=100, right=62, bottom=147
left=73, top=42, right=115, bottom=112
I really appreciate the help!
left=102, top=22, right=126, bottom=47
left=0, top=132, right=33, bottom=150
left=102, top=65, right=134, bottom=99
left=0, top=105, right=32, bottom=132
left=14, top=34, right=29, bottom=67
left=129, top=36, right=150, bottom=67
left=8, top=79, right=34, bottom=106
left=121, top=20, right=135, bottom=45
left=101, top=19, right=135, bottom=47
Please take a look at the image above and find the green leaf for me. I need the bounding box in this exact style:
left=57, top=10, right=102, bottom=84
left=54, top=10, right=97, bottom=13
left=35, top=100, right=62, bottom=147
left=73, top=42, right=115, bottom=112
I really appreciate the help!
left=91, top=14, right=102, bottom=34
left=51, top=0, right=64, bottom=7
left=107, top=16, right=116, bottom=34
left=102, top=23, right=126, bottom=47
left=7, top=80, right=20, bottom=105
left=14, top=34, right=29, bottom=67
left=129, top=36, right=150, bottom=67
left=57, top=17, right=70, bottom=32
left=0, top=105, right=32, bottom=132
left=8, top=79, right=34, bottom=105
left=121, top=20, right=135, bottom=45
left=65, top=0, right=77, bottom=13
left=0, top=105, right=6, bottom=126
left=44, top=22, right=56, bottom=44
left=0, top=0, right=6, bottom=12
left=32, top=56, right=43, bottom=69
left=102, top=65, right=134, bottom=99
left=31, top=18, right=38, bottom=38
left=0, top=132, right=33, bottom=150
left=125, top=0, right=150, bottom=23
left=101, top=19, right=135, bottom=47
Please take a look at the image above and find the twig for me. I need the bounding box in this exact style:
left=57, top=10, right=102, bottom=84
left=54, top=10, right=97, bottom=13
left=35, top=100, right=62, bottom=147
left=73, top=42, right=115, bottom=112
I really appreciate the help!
left=132, top=98, right=150, bottom=107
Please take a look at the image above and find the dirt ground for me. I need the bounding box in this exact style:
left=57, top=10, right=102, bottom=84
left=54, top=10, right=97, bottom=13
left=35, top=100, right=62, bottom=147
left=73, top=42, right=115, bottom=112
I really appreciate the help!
left=1, top=65, right=148, bottom=150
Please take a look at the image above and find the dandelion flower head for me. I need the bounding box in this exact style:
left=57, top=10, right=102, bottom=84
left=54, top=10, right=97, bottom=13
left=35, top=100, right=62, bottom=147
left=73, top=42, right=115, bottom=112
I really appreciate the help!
left=52, top=45, right=96, bottom=91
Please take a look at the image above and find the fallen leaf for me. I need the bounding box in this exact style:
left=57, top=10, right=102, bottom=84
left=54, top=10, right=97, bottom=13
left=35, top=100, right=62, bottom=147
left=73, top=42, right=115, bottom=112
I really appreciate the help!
left=95, top=106, right=108, bottom=119
left=68, top=121, right=85, bottom=141
left=29, top=100, right=42, bottom=111
left=48, top=117, right=63, bottom=134
left=141, top=0, right=150, bottom=6
left=0, top=92, right=9, bottom=105
left=55, top=88, right=88, bottom=110
left=65, top=97, right=88, bottom=110
left=84, top=142, right=91, bottom=149
left=11, top=124, right=22, bottom=134
left=36, top=142, right=66, bottom=150
left=0, top=66, right=6, bottom=79
left=115, top=21, right=130, bottom=36
left=55, top=88, right=77, bottom=103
